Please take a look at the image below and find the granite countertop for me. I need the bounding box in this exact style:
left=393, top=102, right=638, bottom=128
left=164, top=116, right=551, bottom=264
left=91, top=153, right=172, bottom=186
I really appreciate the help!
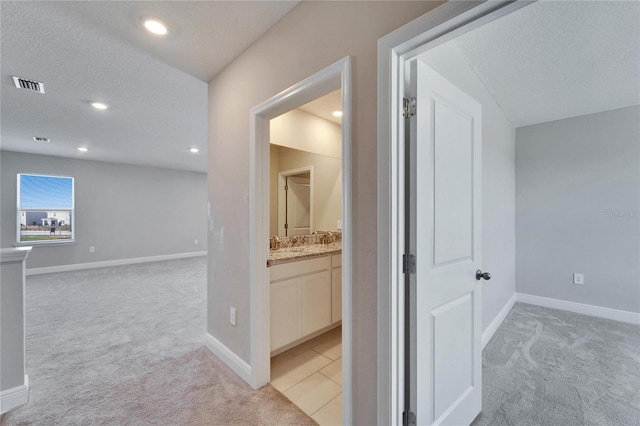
left=268, top=242, right=342, bottom=267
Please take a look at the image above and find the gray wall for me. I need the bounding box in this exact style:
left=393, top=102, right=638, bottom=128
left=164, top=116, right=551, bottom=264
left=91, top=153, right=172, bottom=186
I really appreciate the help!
left=516, top=106, right=640, bottom=313
left=207, top=2, right=438, bottom=423
left=1, top=255, right=26, bottom=391
left=1, top=151, right=207, bottom=269
left=421, top=42, right=517, bottom=332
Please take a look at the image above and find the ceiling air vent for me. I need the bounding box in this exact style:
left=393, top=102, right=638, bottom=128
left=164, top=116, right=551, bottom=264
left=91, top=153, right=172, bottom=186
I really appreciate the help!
left=13, top=76, right=45, bottom=94
left=33, top=136, right=50, bottom=143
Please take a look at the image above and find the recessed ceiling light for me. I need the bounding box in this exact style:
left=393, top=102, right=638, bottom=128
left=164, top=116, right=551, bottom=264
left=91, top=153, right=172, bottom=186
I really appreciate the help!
left=332, top=110, right=343, bottom=117
left=77, top=147, right=89, bottom=152
left=143, top=18, right=168, bottom=36
left=91, top=102, right=109, bottom=110
left=189, top=148, right=199, bottom=153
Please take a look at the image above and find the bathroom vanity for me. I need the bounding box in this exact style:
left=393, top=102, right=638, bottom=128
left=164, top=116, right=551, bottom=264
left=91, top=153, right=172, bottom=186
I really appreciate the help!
left=268, top=242, right=341, bottom=354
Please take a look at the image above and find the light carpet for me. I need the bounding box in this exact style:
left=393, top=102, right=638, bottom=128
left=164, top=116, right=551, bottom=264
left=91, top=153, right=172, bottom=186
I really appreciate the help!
left=2, top=257, right=315, bottom=425
left=473, top=302, right=640, bottom=426
left=5, top=257, right=639, bottom=425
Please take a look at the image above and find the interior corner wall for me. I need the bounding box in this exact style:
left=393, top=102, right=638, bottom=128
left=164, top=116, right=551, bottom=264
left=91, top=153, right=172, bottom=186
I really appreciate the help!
left=270, top=145, right=342, bottom=236
left=516, top=106, right=640, bottom=313
left=206, top=2, right=439, bottom=423
left=420, top=42, right=517, bottom=332
left=0, top=151, right=208, bottom=269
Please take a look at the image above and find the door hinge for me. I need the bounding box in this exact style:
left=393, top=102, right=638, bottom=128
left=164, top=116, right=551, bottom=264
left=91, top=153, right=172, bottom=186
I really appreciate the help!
left=284, top=223, right=288, bottom=229
left=403, top=410, right=416, bottom=426
left=402, top=254, right=416, bottom=274
left=284, top=184, right=288, bottom=191
left=403, top=97, right=416, bottom=118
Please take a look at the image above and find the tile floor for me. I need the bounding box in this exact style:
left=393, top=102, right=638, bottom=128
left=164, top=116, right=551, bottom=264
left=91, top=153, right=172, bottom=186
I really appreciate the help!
left=270, top=326, right=342, bottom=425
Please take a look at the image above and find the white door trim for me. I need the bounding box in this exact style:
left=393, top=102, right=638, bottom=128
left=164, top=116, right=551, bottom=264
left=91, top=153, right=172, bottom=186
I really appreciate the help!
left=376, top=2, right=533, bottom=424
left=277, top=166, right=314, bottom=236
left=250, top=56, right=353, bottom=425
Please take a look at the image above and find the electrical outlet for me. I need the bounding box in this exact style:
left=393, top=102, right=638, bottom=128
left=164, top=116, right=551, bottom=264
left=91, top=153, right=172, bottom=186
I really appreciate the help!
left=194, top=239, right=198, bottom=245
left=337, top=219, right=342, bottom=230
left=89, top=246, right=95, bottom=253
left=230, top=307, right=236, bottom=326
left=573, top=273, right=584, bottom=285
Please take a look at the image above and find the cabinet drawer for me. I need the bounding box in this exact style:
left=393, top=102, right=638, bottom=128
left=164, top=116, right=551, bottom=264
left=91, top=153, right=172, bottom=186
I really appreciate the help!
left=331, top=253, right=342, bottom=268
left=270, top=255, right=330, bottom=282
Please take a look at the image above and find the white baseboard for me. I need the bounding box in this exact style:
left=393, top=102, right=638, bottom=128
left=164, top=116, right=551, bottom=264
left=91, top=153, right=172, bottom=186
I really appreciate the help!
left=26, top=251, right=207, bottom=276
left=517, top=293, right=640, bottom=325
left=1, top=375, right=29, bottom=414
left=482, top=293, right=517, bottom=349
left=204, top=333, right=252, bottom=385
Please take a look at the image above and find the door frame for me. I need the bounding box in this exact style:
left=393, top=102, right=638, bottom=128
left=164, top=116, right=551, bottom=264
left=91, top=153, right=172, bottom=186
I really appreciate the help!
left=376, top=2, right=533, bottom=424
left=250, top=56, right=352, bottom=424
left=277, top=166, right=314, bottom=236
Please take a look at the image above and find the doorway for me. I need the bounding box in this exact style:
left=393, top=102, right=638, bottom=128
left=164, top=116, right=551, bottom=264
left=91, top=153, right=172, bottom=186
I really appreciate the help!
left=377, top=2, right=532, bottom=425
left=379, top=1, right=639, bottom=425
left=250, top=57, right=352, bottom=425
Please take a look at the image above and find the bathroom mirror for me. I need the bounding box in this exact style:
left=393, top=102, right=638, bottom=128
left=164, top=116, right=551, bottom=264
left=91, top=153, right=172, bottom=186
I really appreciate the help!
left=269, top=144, right=344, bottom=237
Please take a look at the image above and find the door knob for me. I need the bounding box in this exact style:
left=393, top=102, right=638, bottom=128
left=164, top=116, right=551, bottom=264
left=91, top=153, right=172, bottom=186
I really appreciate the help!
left=476, top=270, right=491, bottom=281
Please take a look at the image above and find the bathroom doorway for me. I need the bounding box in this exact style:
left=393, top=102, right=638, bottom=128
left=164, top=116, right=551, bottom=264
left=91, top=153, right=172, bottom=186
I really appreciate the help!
left=268, top=89, right=343, bottom=425
left=249, top=57, right=352, bottom=425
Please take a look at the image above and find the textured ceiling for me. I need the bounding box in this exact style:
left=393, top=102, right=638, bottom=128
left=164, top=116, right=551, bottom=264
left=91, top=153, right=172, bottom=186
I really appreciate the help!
left=453, top=1, right=640, bottom=127
left=0, top=1, right=297, bottom=172
left=47, top=1, right=299, bottom=82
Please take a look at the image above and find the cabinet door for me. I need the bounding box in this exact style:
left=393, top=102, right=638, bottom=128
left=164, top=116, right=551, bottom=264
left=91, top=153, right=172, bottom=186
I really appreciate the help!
left=332, top=267, right=342, bottom=323
left=301, top=270, right=332, bottom=336
left=271, top=278, right=301, bottom=351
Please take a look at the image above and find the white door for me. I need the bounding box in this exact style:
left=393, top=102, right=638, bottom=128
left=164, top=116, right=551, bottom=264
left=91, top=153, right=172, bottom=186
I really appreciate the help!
left=286, top=176, right=311, bottom=235
left=409, top=60, right=483, bottom=425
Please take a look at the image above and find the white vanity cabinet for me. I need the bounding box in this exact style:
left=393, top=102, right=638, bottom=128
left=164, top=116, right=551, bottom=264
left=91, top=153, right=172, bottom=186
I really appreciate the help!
left=300, top=270, right=332, bottom=336
left=270, top=278, right=302, bottom=350
left=270, top=254, right=340, bottom=353
left=331, top=253, right=342, bottom=323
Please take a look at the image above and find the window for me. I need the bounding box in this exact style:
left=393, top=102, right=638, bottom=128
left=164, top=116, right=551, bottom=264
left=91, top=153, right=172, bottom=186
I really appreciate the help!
left=17, top=174, right=74, bottom=244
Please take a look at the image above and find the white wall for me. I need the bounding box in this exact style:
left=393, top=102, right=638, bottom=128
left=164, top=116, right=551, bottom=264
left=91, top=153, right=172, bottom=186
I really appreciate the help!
left=271, top=108, right=342, bottom=159
left=270, top=145, right=342, bottom=236
left=420, top=42, right=517, bottom=331
left=0, top=151, right=208, bottom=270
left=206, top=2, right=438, bottom=423
left=516, top=106, right=640, bottom=313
